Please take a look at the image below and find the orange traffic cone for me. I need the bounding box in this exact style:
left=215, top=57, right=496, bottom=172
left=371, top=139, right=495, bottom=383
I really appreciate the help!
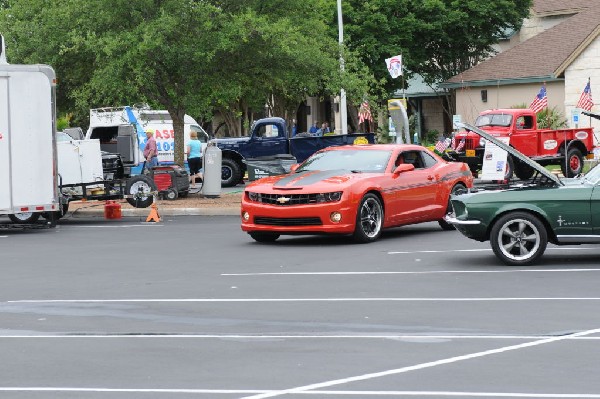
left=145, top=202, right=161, bottom=223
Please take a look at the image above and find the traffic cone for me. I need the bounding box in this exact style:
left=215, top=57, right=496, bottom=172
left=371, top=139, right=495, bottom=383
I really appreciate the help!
left=146, top=202, right=161, bottom=223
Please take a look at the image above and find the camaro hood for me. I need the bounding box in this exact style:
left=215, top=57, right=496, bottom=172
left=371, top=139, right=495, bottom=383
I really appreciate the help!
left=456, top=122, right=563, bottom=186
left=248, top=169, right=358, bottom=191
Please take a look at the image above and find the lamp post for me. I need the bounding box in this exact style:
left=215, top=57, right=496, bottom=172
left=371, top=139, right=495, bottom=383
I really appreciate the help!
left=337, top=0, right=348, bottom=135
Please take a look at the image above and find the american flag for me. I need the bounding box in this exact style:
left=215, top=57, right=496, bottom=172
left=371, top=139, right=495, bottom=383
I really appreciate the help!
left=434, top=138, right=448, bottom=153
left=529, top=84, right=548, bottom=113
left=358, top=100, right=373, bottom=124
left=577, top=79, right=594, bottom=111
left=455, top=138, right=466, bottom=152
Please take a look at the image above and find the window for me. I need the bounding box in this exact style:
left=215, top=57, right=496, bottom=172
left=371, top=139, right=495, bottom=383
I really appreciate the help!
left=421, top=151, right=437, bottom=168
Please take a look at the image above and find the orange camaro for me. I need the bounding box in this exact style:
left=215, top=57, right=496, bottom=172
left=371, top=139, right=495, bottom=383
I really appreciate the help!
left=241, top=144, right=473, bottom=243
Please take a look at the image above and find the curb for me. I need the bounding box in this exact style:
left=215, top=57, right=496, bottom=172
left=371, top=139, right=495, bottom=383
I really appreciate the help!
left=70, top=206, right=240, bottom=217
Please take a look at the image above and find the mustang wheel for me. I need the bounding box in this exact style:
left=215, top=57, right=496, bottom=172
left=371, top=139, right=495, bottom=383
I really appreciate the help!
left=353, top=193, right=383, bottom=243
left=438, top=183, right=467, bottom=231
left=9, top=212, right=40, bottom=224
left=490, top=212, right=547, bottom=266
left=249, top=232, right=280, bottom=243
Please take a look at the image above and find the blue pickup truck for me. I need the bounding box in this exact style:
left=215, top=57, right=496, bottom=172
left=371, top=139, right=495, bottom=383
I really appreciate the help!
left=211, top=117, right=377, bottom=186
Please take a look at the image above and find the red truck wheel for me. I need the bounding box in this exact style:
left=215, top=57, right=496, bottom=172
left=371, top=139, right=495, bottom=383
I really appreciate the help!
left=561, top=148, right=583, bottom=177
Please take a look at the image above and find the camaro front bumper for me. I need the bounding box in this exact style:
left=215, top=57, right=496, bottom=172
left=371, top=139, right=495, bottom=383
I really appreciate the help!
left=241, top=200, right=357, bottom=235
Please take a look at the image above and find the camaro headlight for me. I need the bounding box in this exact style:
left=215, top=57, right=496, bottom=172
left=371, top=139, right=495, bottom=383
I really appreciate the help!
left=247, top=192, right=261, bottom=202
left=316, top=191, right=343, bottom=203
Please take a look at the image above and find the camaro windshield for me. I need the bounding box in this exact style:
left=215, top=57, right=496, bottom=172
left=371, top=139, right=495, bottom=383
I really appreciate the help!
left=475, top=114, right=512, bottom=127
left=297, top=149, right=392, bottom=173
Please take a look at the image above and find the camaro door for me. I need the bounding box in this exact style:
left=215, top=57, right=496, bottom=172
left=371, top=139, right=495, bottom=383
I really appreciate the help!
left=386, top=150, right=439, bottom=223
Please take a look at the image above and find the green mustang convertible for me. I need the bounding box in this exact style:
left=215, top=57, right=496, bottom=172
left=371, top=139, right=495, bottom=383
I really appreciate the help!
left=446, top=123, right=600, bottom=266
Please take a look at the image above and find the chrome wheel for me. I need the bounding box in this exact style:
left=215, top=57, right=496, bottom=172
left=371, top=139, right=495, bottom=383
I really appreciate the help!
left=490, top=212, right=547, bottom=266
left=353, top=194, right=383, bottom=243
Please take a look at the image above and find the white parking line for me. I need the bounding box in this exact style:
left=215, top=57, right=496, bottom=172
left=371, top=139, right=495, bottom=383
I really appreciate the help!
left=8, top=297, right=600, bottom=303
left=72, top=224, right=164, bottom=228
left=388, top=247, right=597, bottom=255
left=0, top=334, right=599, bottom=340
left=222, top=268, right=600, bottom=276
left=240, top=327, right=600, bottom=399
left=0, top=388, right=599, bottom=397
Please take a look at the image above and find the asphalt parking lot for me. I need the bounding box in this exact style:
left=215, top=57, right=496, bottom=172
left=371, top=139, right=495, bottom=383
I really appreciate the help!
left=1, top=216, right=600, bottom=398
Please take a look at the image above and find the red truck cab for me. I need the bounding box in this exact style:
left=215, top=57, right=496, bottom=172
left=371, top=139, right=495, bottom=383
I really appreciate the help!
left=451, top=109, right=594, bottom=179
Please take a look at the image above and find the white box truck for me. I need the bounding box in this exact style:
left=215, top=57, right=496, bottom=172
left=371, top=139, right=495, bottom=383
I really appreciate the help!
left=0, top=35, right=60, bottom=225
left=85, top=106, right=210, bottom=175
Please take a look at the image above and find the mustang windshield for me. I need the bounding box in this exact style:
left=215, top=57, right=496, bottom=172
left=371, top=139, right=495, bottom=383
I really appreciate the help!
left=475, top=114, right=512, bottom=128
left=583, top=163, right=600, bottom=184
left=297, top=149, right=392, bottom=173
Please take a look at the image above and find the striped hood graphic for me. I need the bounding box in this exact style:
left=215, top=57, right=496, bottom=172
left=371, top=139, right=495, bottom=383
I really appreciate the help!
left=273, top=170, right=350, bottom=188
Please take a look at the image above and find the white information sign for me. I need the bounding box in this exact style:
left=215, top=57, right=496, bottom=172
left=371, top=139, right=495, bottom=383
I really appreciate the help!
left=452, top=115, right=462, bottom=129
left=481, top=137, right=510, bottom=181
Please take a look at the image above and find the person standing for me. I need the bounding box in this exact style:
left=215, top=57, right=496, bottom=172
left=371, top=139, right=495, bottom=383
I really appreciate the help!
left=143, top=130, right=158, bottom=172
left=186, top=131, right=202, bottom=189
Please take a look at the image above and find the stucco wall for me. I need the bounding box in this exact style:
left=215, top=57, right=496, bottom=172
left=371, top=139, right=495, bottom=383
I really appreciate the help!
left=564, top=38, right=600, bottom=137
left=455, top=81, right=565, bottom=124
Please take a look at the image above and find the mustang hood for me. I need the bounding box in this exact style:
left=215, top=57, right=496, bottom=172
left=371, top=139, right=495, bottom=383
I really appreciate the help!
left=456, top=122, right=563, bottom=186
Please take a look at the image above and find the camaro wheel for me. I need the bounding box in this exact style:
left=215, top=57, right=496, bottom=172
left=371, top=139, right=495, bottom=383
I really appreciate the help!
left=249, top=232, right=280, bottom=243
left=353, top=193, right=383, bottom=243
left=438, top=183, right=467, bottom=231
left=9, top=212, right=40, bottom=224
left=490, top=212, right=547, bottom=266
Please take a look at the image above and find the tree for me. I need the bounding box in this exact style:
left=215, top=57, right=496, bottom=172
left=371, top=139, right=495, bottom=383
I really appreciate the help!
left=341, top=0, right=532, bottom=116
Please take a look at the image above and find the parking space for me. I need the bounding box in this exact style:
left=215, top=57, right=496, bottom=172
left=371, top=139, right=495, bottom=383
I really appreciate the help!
left=1, top=217, right=600, bottom=398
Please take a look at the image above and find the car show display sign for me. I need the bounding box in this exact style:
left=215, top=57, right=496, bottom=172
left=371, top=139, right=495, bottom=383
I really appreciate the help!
left=481, top=137, right=510, bottom=180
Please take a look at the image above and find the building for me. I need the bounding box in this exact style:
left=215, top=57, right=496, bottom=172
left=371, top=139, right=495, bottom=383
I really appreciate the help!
left=443, top=0, right=600, bottom=137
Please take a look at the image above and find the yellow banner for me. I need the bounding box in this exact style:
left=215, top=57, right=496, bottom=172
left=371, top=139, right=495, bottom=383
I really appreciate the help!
left=388, top=98, right=407, bottom=110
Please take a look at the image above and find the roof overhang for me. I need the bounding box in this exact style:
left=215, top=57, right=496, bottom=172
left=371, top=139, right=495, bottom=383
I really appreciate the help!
left=441, top=76, right=560, bottom=89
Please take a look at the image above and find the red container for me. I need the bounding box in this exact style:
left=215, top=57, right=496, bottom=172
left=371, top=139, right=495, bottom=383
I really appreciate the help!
left=104, top=200, right=122, bottom=220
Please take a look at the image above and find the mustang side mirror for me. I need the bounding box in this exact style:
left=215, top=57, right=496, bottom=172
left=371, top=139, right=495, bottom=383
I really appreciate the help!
left=290, top=163, right=300, bottom=172
left=393, top=163, right=415, bottom=175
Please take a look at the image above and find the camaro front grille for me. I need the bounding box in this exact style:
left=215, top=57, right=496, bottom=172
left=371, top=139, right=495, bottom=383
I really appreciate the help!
left=257, top=193, right=323, bottom=206
left=254, top=217, right=322, bottom=226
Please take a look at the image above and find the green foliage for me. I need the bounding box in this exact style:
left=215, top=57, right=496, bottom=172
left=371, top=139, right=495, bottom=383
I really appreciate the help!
left=536, top=107, right=567, bottom=130
left=422, top=130, right=440, bottom=147
left=56, top=114, right=72, bottom=131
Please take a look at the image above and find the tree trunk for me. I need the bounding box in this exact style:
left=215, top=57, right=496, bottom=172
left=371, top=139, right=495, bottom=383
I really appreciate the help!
left=169, top=109, right=186, bottom=167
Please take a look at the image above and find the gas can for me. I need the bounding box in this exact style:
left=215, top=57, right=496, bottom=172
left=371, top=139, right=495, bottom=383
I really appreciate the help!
left=104, top=200, right=122, bottom=220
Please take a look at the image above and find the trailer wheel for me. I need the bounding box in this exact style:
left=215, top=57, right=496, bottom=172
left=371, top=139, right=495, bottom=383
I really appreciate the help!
left=222, top=158, right=242, bottom=187
left=125, top=175, right=156, bottom=208
left=165, top=188, right=178, bottom=201
left=9, top=212, right=40, bottom=224
left=561, top=148, right=584, bottom=177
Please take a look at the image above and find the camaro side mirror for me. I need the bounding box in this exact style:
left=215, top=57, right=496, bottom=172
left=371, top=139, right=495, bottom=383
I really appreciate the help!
left=393, top=163, right=415, bottom=175
left=290, top=163, right=300, bottom=172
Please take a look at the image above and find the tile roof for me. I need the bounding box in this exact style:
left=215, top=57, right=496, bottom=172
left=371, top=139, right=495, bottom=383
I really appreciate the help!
left=533, top=0, right=600, bottom=16
left=445, top=7, right=600, bottom=87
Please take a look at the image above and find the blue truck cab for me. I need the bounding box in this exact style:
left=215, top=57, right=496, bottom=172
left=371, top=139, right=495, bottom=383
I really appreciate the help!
left=210, top=117, right=376, bottom=186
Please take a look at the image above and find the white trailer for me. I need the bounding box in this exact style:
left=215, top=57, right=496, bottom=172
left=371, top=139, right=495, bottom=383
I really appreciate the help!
left=85, top=106, right=209, bottom=175
left=0, top=35, right=60, bottom=225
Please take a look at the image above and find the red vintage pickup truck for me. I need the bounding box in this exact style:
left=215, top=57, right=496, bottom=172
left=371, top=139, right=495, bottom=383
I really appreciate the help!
left=448, top=108, right=595, bottom=179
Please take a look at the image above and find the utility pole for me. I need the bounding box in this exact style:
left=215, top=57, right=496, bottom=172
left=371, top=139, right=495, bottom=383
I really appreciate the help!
left=337, top=0, right=348, bottom=135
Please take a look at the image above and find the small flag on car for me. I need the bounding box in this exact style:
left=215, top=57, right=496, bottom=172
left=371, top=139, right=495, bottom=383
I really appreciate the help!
left=529, top=84, right=548, bottom=113
left=577, top=78, right=594, bottom=112
left=455, top=138, right=466, bottom=152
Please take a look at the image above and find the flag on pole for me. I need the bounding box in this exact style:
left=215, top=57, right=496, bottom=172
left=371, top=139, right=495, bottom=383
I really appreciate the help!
left=576, top=79, right=594, bottom=111
left=358, top=100, right=373, bottom=124
left=434, top=138, right=449, bottom=153
left=384, top=55, right=403, bottom=79
left=529, top=84, right=548, bottom=113
left=455, top=138, right=466, bottom=152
